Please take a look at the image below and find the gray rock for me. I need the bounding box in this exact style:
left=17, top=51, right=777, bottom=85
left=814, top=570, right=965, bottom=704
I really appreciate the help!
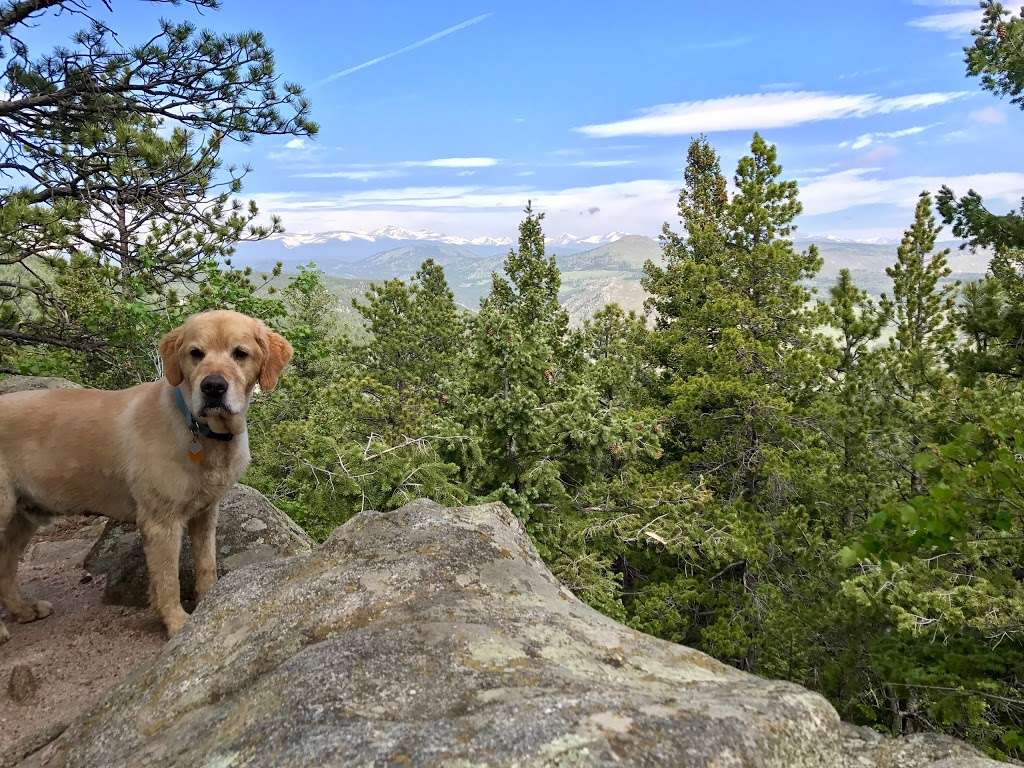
left=15, top=498, right=1011, bottom=768
left=84, top=484, right=313, bottom=607
left=7, top=665, right=37, bottom=704
left=840, top=725, right=1009, bottom=767
left=0, top=375, right=81, bottom=395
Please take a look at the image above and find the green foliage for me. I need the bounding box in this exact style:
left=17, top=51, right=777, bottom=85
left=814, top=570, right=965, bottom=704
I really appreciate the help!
left=965, top=1, right=1024, bottom=109
left=0, top=0, right=313, bottom=359
left=643, top=133, right=824, bottom=503
left=245, top=265, right=470, bottom=540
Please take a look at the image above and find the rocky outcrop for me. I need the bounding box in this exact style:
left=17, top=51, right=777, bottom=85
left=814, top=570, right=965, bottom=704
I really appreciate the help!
left=84, top=484, right=313, bottom=606
left=12, top=500, right=1013, bottom=767
left=0, top=375, right=80, bottom=395
left=840, top=725, right=1008, bottom=768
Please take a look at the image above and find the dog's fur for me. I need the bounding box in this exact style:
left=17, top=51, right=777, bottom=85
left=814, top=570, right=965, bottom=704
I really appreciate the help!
left=0, top=310, right=292, bottom=640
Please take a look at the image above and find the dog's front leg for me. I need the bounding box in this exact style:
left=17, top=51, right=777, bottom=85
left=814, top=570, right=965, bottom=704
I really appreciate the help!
left=139, top=515, right=189, bottom=638
left=188, top=505, right=219, bottom=602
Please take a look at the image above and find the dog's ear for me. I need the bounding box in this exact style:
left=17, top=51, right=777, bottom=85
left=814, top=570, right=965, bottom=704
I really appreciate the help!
left=159, top=327, right=184, bottom=386
left=256, top=324, right=293, bottom=392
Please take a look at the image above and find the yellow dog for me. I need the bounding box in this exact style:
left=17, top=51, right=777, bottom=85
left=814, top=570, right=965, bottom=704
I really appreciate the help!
left=0, top=310, right=292, bottom=640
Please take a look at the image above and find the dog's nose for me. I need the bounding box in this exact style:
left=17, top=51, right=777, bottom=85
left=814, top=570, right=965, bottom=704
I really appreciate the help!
left=200, top=374, right=228, bottom=399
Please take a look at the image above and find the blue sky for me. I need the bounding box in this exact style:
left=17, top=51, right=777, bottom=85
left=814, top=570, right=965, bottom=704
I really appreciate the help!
left=33, top=1, right=1024, bottom=242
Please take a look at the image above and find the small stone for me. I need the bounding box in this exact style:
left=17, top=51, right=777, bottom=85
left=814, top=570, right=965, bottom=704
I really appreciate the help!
left=8, top=664, right=38, bottom=703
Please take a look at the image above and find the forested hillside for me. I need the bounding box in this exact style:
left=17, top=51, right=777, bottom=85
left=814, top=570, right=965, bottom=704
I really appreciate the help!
left=1, top=0, right=1022, bottom=761
left=238, top=230, right=984, bottom=325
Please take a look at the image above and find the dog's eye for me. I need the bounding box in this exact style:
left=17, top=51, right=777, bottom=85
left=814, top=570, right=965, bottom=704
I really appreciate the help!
left=190, top=348, right=205, bottom=360
left=233, top=347, right=249, bottom=360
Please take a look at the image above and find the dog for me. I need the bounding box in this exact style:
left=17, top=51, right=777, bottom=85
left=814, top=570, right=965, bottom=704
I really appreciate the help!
left=0, top=310, right=293, bottom=640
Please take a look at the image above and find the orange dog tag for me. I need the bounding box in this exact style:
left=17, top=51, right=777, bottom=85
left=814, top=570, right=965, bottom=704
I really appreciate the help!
left=188, top=440, right=204, bottom=463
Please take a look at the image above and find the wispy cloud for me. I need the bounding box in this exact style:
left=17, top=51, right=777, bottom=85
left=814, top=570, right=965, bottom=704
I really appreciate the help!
left=250, top=168, right=1024, bottom=242
left=681, top=35, right=755, bottom=51
left=839, top=124, right=937, bottom=150
left=907, top=1, right=1010, bottom=35
left=400, top=156, right=499, bottom=168
left=249, top=180, right=679, bottom=237
left=908, top=9, right=980, bottom=33
left=800, top=168, right=1024, bottom=216
left=575, top=90, right=970, bottom=138
left=970, top=106, right=1006, bottom=124
left=320, top=12, right=493, bottom=84
left=836, top=67, right=887, bottom=81
left=293, top=169, right=402, bottom=181
left=284, top=138, right=308, bottom=150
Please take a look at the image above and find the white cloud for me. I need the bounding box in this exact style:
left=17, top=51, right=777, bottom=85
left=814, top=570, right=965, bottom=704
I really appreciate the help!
left=908, top=2, right=1018, bottom=34
left=292, top=169, right=402, bottom=181
left=908, top=8, right=982, bottom=33
left=575, top=90, right=969, bottom=137
left=800, top=168, right=1024, bottom=216
left=250, top=179, right=679, bottom=237
left=836, top=67, right=886, bottom=81
left=681, top=35, right=755, bottom=51
left=284, top=138, right=307, bottom=150
left=839, top=124, right=935, bottom=150
left=970, top=106, right=1006, bottom=124
left=401, top=157, right=499, bottom=168
left=320, top=12, right=493, bottom=84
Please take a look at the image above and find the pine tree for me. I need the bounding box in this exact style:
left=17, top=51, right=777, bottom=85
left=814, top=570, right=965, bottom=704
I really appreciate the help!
left=463, top=204, right=577, bottom=515
left=0, top=1, right=314, bottom=362
left=354, top=259, right=466, bottom=435
left=818, top=269, right=891, bottom=528
left=644, top=133, right=823, bottom=503
left=880, top=192, right=958, bottom=494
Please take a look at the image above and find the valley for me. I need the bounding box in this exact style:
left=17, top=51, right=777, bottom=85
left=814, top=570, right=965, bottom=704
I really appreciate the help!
left=237, top=228, right=985, bottom=325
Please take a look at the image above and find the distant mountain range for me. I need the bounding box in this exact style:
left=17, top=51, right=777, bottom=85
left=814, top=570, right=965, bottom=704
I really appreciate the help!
left=234, top=228, right=989, bottom=325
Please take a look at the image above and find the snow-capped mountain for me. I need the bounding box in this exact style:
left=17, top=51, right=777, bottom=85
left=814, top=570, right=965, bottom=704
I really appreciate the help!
left=274, top=226, right=629, bottom=250
left=232, top=227, right=986, bottom=326
left=275, top=226, right=512, bottom=250
left=545, top=231, right=628, bottom=247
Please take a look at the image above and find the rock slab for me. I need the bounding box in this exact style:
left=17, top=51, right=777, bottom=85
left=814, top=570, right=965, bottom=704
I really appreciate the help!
left=84, top=484, right=313, bottom=606
left=0, top=376, right=80, bottom=395
left=15, top=500, right=1013, bottom=768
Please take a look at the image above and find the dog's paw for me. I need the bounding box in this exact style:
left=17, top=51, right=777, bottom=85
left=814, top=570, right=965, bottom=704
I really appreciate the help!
left=0, top=622, right=9, bottom=644
left=163, top=609, right=190, bottom=639
left=12, top=600, right=53, bottom=624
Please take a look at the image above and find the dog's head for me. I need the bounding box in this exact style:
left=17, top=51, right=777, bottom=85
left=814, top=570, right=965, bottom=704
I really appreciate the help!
left=159, top=311, right=293, bottom=419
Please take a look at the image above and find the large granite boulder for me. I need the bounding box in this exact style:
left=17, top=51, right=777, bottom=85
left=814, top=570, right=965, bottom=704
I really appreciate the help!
left=14, top=500, right=1012, bottom=768
left=84, top=484, right=314, bottom=606
left=0, top=375, right=81, bottom=395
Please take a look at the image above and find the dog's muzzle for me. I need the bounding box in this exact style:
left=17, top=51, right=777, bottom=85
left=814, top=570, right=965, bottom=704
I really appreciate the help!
left=200, top=374, right=229, bottom=411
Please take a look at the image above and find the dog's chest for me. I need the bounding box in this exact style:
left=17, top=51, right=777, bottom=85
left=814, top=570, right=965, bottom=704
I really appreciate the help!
left=175, top=441, right=250, bottom=518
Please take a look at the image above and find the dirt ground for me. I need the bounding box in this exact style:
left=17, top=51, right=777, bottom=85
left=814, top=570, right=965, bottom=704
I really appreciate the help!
left=0, top=516, right=165, bottom=760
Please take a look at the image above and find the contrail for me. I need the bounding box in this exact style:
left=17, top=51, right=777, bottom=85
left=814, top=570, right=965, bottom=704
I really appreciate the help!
left=321, top=12, right=494, bottom=85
